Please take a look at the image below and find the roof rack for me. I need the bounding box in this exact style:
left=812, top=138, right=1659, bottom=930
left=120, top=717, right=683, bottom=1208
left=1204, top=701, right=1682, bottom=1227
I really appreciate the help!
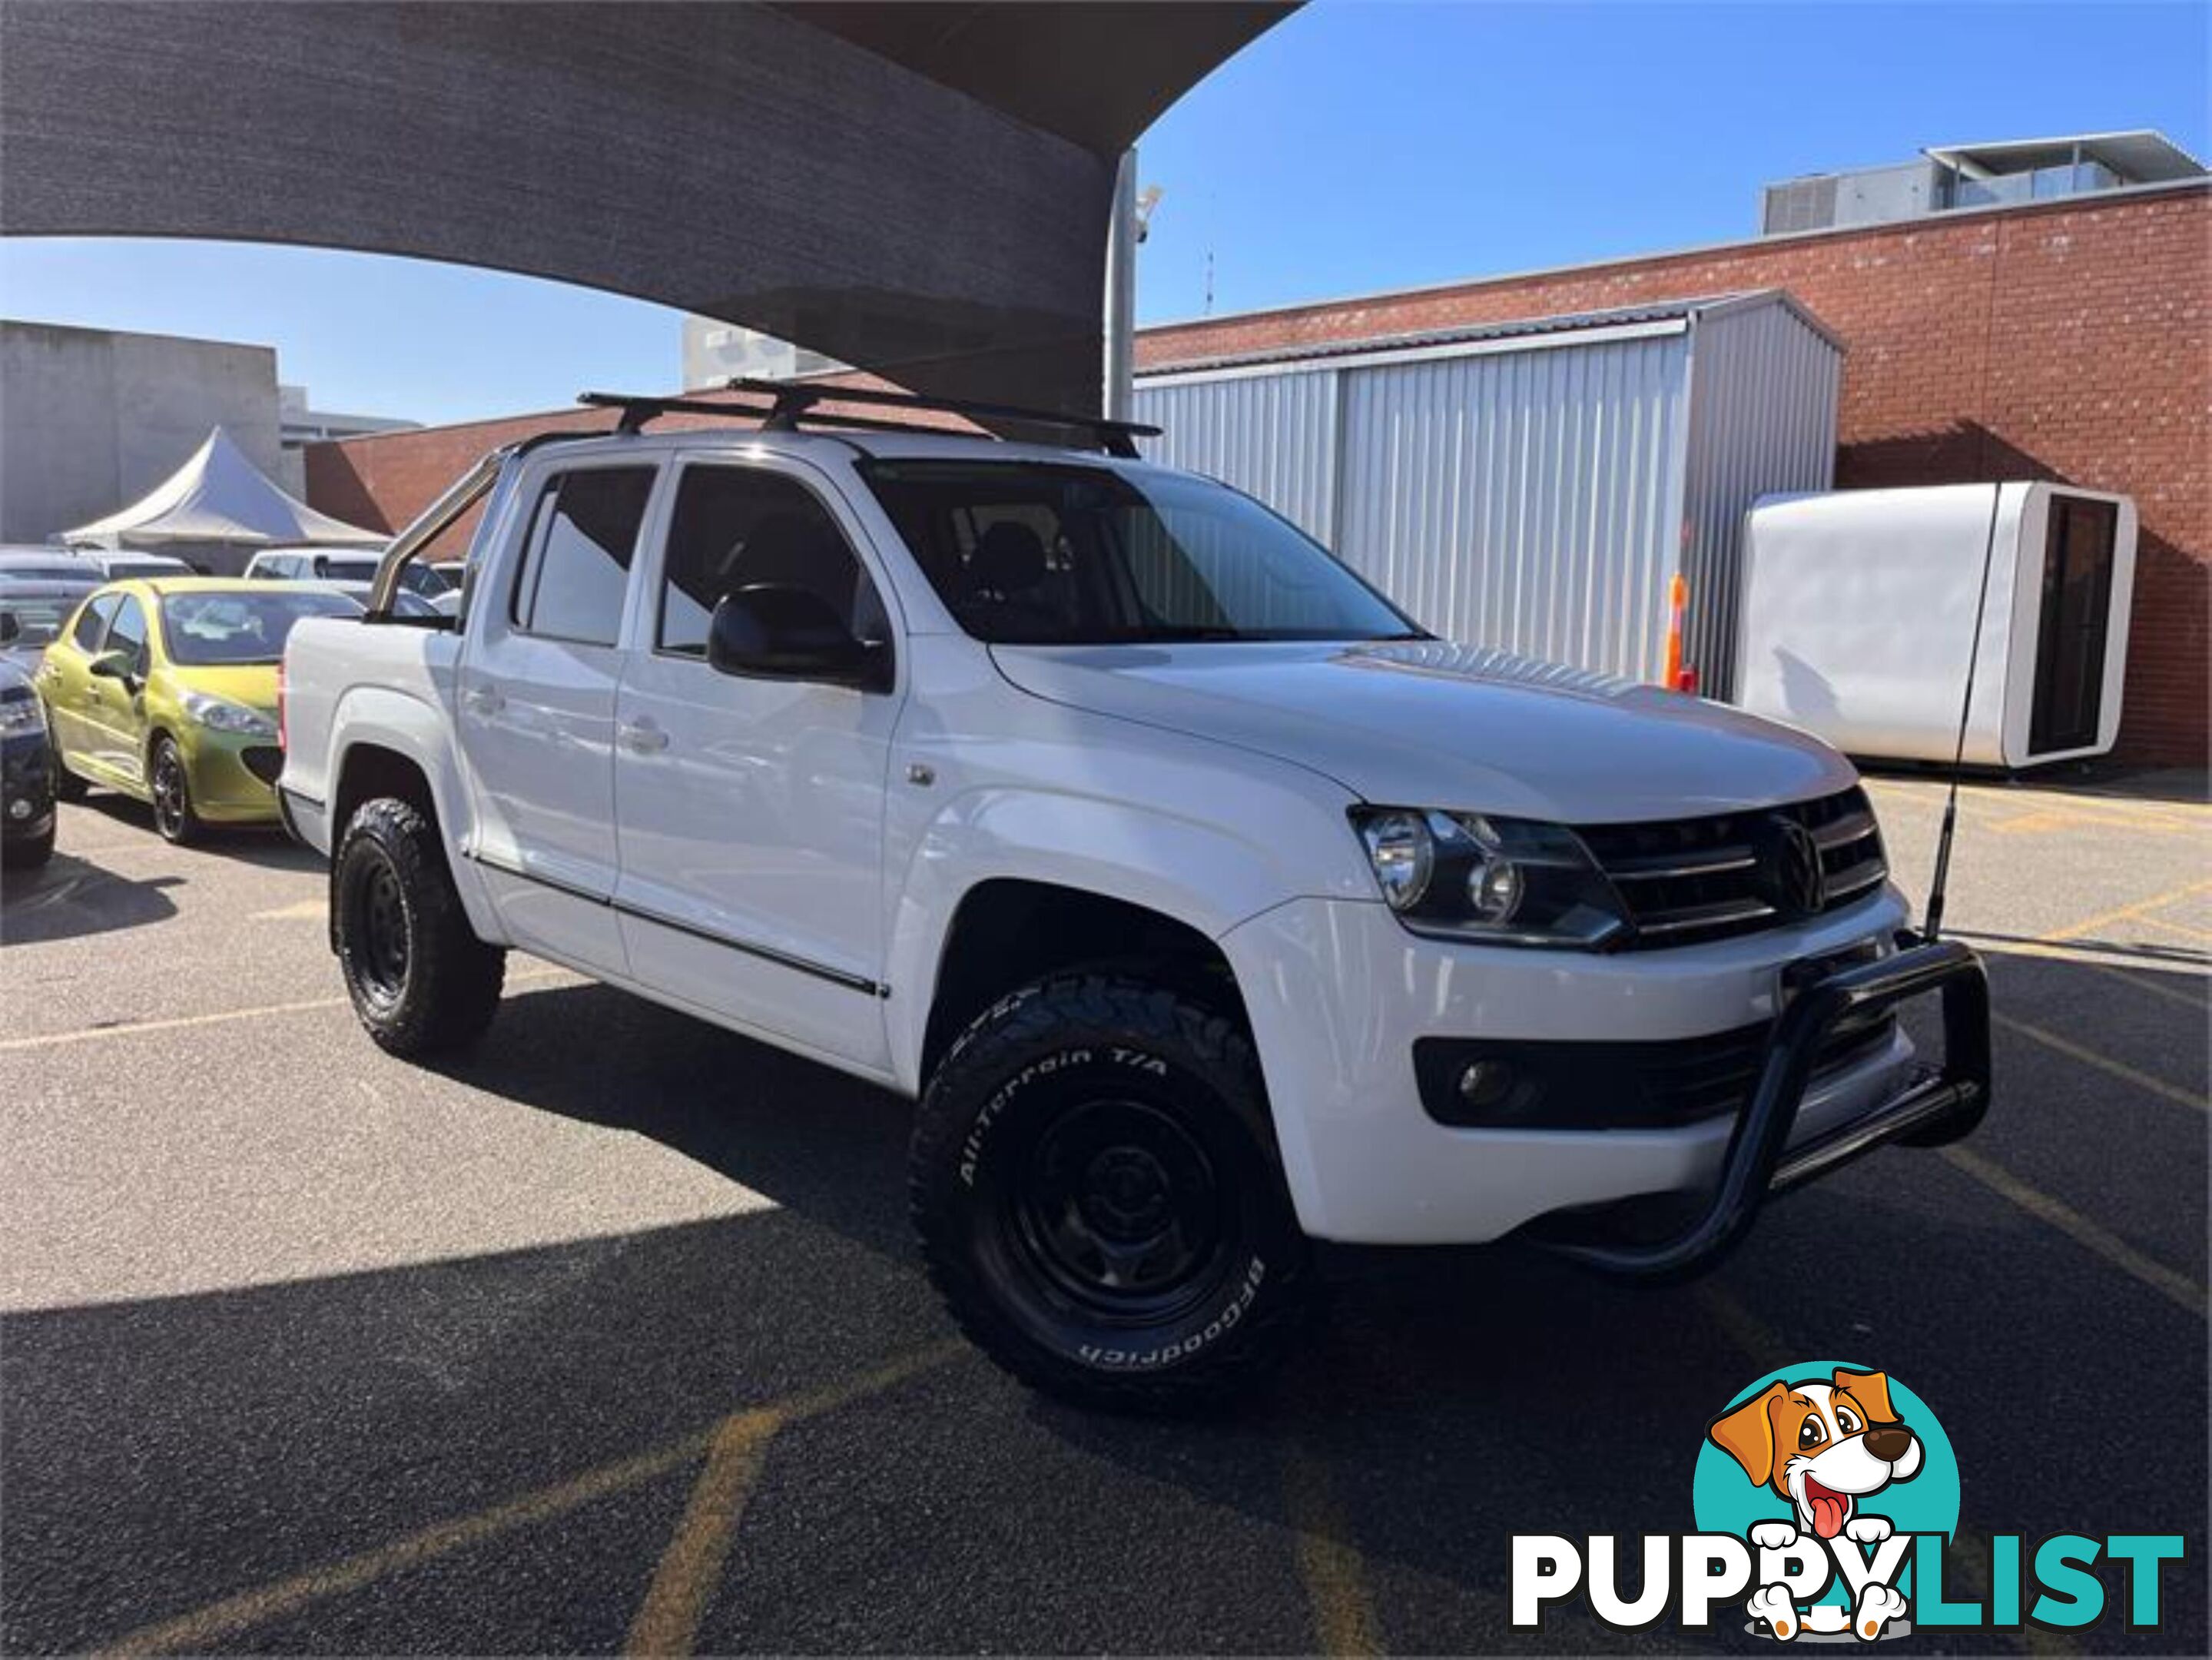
left=574, top=377, right=1160, bottom=458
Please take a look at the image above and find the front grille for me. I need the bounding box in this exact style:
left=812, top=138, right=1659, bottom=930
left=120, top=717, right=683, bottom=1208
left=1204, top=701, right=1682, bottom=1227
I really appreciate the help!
left=1637, top=1010, right=1898, bottom=1124
left=1414, top=1009, right=1899, bottom=1130
left=241, top=745, right=284, bottom=786
left=1576, top=786, right=1887, bottom=949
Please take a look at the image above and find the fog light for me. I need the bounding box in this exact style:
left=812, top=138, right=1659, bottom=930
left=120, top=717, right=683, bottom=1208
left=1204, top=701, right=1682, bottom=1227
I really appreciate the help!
left=6, top=798, right=28, bottom=821
left=1458, top=1059, right=1517, bottom=1111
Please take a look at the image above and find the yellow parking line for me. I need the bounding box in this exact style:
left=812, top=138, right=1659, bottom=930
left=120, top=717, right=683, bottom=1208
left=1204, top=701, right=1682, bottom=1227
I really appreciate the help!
left=98, top=1433, right=715, bottom=1656
left=252, top=898, right=327, bottom=921
left=1955, top=934, right=2209, bottom=1008
left=2138, top=912, right=2212, bottom=945
left=1992, top=1012, right=2207, bottom=1114
left=622, top=1341, right=963, bottom=1657
left=1694, top=1281, right=1788, bottom=1365
left=0, top=993, right=353, bottom=1054
left=1939, top=1146, right=2205, bottom=1317
left=2045, top=878, right=2212, bottom=945
left=1280, top=1438, right=1383, bottom=1658
left=0, top=969, right=572, bottom=1054
left=624, top=1410, right=781, bottom=1656
left=98, top=1342, right=963, bottom=1657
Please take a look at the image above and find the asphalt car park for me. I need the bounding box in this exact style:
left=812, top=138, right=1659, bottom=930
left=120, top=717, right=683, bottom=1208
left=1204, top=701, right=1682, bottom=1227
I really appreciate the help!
left=1, top=772, right=2204, bottom=1655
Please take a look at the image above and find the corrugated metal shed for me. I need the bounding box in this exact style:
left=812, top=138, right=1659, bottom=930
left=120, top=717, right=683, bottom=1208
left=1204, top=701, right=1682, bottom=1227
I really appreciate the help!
left=1133, top=290, right=1841, bottom=696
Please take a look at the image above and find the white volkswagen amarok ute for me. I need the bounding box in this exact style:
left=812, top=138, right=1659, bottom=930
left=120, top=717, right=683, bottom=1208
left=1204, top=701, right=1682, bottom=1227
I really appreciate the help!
left=279, top=380, right=1989, bottom=1412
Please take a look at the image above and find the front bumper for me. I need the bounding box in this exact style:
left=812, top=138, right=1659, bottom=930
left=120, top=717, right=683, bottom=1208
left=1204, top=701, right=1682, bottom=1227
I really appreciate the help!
left=2, top=730, right=55, bottom=843
left=1220, top=888, right=1987, bottom=1249
left=175, top=726, right=285, bottom=823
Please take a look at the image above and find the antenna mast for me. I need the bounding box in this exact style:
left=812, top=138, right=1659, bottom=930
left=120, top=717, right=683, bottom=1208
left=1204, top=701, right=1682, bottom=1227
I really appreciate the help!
left=1922, top=484, right=2006, bottom=942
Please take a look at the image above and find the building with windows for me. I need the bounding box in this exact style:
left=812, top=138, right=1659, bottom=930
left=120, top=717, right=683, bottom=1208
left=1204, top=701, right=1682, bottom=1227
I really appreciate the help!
left=1759, top=128, right=2203, bottom=234
left=680, top=319, right=846, bottom=391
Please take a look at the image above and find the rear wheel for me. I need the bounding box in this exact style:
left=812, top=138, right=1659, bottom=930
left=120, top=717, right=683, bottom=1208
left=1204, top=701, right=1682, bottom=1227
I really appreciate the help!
left=148, top=735, right=199, bottom=845
left=333, top=796, right=505, bottom=1057
left=911, top=973, right=1310, bottom=1413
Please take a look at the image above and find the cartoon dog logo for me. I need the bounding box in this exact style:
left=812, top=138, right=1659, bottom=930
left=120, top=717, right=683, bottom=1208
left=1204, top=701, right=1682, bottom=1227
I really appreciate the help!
left=1708, top=1369, right=1922, bottom=1641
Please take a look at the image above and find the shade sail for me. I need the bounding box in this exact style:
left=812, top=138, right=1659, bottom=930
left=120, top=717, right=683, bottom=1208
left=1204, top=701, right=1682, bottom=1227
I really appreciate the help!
left=65, top=428, right=386, bottom=549
left=0, top=2, right=1292, bottom=414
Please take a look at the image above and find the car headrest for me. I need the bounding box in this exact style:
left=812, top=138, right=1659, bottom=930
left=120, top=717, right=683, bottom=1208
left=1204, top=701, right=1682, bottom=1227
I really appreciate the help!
left=730, top=513, right=837, bottom=590
left=972, top=520, right=1047, bottom=596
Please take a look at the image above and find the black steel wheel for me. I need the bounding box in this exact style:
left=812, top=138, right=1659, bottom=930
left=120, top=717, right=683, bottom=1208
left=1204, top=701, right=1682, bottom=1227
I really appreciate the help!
left=148, top=735, right=199, bottom=845
left=332, top=796, right=505, bottom=1057
left=348, top=855, right=413, bottom=1007
left=2, top=817, right=55, bottom=871
left=912, top=973, right=1310, bottom=1413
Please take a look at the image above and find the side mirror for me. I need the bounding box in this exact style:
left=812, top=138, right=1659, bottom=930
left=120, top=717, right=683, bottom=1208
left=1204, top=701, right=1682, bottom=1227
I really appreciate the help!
left=707, top=585, right=889, bottom=692
left=88, top=650, right=130, bottom=680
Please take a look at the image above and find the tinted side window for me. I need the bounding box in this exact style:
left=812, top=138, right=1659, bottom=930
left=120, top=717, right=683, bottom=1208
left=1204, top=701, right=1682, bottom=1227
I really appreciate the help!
left=658, top=466, right=887, bottom=656
left=510, top=468, right=656, bottom=646
left=71, top=593, right=119, bottom=651
left=104, top=596, right=150, bottom=675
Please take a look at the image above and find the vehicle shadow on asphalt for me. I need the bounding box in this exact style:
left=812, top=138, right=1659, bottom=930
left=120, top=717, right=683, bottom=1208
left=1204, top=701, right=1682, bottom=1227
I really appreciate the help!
left=4, top=962, right=2203, bottom=1653
left=0, top=851, right=180, bottom=946
left=60, top=791, right=325, bottom=872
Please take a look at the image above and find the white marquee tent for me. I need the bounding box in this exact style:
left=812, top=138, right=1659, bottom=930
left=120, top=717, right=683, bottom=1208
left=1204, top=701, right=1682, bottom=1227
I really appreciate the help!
left=65, top=427, right=383, bottom=569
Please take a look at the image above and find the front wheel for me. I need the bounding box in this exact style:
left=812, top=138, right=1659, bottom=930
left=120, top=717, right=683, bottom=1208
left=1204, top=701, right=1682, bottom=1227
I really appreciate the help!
left=2, top=818, right=55, bottom=870
left=333, top=796, right=505, bottom=1057
left=148, top=735, right=199, bottom=844
left=911, top=974, right=1311, bottom=1413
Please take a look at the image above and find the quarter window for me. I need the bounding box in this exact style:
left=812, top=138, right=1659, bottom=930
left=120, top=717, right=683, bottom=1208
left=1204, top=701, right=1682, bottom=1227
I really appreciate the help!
left=509, top=467, right=656, bottom=646
left=71, top=593, right=119, bottom=651
left=658, top=466, right=887, bottom=656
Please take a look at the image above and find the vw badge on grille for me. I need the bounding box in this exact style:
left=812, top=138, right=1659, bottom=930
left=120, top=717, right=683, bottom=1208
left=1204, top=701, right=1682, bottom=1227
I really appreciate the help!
left=1756, top=815, right=1827, bottom=918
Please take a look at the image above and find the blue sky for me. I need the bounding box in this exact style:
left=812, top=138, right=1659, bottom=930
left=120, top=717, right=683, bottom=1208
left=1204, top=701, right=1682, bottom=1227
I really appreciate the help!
left=3, top=2, right=2203, bottom=427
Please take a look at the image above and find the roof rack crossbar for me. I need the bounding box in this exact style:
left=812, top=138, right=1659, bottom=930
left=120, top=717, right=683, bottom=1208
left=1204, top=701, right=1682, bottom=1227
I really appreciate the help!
left=575, top=382, right=1163, bottom=459
left=577, top=390, right=1040, bottom=443
left=729, top=377, right=1159, bottom=458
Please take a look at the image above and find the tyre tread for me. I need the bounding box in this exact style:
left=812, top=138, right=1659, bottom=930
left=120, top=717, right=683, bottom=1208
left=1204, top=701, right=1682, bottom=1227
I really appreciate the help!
left=912, top=971, right=1308, bottom=1415
left=333, top=797, right=504, bottom=1057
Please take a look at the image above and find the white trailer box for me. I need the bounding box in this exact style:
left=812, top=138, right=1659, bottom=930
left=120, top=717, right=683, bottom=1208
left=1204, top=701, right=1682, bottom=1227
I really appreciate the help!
left=1738, top=483, right=2136, bottom=768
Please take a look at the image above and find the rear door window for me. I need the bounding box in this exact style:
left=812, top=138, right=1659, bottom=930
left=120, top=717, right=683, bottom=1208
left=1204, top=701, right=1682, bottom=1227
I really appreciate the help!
left=509, top=467, right=657, bottom=646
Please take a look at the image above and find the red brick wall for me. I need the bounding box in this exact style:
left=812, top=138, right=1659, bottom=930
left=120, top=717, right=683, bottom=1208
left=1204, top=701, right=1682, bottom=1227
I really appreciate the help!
left=310, top=187, right=2208, bottom=764
left=304, top=379, right=975, bottom=559
left=1136, top=187, right=2209, bottom=768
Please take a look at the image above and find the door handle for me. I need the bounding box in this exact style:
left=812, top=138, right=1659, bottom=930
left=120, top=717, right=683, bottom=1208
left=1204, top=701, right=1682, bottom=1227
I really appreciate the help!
left=618, top=718, right=669, bottom=754
left=463, top=684, right=504, bottom=716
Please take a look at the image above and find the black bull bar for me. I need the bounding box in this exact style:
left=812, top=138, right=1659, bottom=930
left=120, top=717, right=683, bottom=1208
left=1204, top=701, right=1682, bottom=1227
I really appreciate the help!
left=1544, top=935, right=1990, bottom=1281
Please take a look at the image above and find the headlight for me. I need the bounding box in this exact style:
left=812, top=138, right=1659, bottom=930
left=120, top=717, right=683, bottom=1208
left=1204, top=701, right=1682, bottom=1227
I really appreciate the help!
left=0, top=693, right=46, bottom=737
left=1350, top=807, right=1629, bottom=948
left=180, top=691, right=276, bottom=738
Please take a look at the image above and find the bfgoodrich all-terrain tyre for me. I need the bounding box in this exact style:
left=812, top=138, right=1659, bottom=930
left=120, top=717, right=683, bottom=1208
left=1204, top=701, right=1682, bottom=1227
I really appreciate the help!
left=912, top=973, right=1311, bottom=1413
left=333, top=796, right=505, bottom=1057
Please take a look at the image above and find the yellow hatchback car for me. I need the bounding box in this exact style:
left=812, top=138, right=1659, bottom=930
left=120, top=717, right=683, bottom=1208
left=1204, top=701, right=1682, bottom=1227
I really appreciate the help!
left=38, top=579, right=360, bottom=842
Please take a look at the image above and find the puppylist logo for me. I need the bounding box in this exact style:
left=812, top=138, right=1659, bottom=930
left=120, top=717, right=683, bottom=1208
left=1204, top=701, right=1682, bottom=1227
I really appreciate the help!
left=1513, top=1362, right=2187, bottom=1642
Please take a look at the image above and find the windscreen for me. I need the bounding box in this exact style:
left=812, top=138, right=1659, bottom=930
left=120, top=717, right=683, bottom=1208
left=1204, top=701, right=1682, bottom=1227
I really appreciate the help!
left=161, top=589, right=360, bottom=666
left=861, top=460, right=1421, bottom=646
